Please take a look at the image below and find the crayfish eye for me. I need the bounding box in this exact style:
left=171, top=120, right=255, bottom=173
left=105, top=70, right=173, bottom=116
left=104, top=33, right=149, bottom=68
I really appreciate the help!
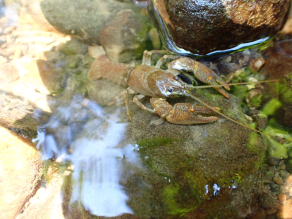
left=167, top=87, right=173, bottom=92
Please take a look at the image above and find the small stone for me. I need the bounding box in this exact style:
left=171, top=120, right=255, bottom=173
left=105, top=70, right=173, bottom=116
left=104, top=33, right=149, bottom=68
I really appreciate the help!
left=4, top=25, right=16, bottom=34
left=225, top=56, right=232, bottom=62
left=259, top=193, right=277, bottom=209
left=22, top=60, right=64, bottom=95
left=287, top=175, right=292, bottom=184
left=249, top=57, right=265, bottom=73
left=0, top=56, right=7, bottom=65
left=279, top=164, right=286, bottom=170
left=267, top=157, right=279, bottom=166
left=13, top=47, right=23, bottom=59
left=58, top=38, right=88, bottom=55
left=266, top=208, right=278, bottom=215
left=280, top=170, right=289, bottom=180
left=273, top=177, right=284, bottom=185
left=99, top=9, right=149, bottom=63
left=0, top=62, right=20, bottom=84
left=276, top=199, right=292, bottom=218
left=277, top=194, right=287, bottom=202
left=88, top=46, right=105, bottom=59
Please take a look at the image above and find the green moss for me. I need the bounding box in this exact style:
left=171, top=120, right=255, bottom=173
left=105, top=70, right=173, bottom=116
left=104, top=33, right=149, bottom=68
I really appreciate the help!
left=247, top=132, right=261, bottom=153
left=261, top=98, right=282, bottom=116
left=162, top=183, right=201, bottom=216
left=249, top=93, right=263, bottom=108
left=137, top=136, right=176, bottom=150
left=231, top=85, right=249, bottom=100
left=262, top=126, right=292, bottom=159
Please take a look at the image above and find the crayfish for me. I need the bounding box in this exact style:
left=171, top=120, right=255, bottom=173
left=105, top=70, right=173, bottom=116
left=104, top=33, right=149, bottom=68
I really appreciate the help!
left=89, top=50, right=232, bottom=125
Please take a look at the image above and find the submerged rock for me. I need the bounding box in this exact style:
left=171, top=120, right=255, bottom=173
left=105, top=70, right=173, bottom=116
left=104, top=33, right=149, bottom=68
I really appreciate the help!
left=148, top=0, right=290, bottom=56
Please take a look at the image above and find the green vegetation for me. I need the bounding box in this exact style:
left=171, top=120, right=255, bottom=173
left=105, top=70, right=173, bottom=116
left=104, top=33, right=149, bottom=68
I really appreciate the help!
left=137, top=136, right=176, bottom=150
left=263, top=126, right=292, bottom=159
left=261, top=98, right=282, bottom=116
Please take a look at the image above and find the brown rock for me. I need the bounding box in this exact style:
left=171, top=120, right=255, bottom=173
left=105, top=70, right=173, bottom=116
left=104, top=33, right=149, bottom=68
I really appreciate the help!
left=274, top=177, right=284, bottom=185
left=148, top=0, right=290, bottom=55
left=99, top=9, right=150, bottom=63
left=22, top=60, right=64, bottom=95
left=249, top=57, right=265, bottom=73
left=276, top=199, right=292, bottom=218
left=277, top=194, right=287, bottom=202
left=88, top=46, right=106, bottom=59
left=0, top=126, right=41, bottom=219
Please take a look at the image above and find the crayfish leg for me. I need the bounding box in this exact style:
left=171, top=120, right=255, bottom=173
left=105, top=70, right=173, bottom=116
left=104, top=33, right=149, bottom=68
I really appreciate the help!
left=133, top=95, right=155, bottom=114
left=142, top=50, right=172, bottom=66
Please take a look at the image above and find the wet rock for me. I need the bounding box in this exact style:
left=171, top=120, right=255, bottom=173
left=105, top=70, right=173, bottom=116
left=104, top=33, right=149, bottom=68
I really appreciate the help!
left=88, top=45, right=106, bottom=59
left=259, top=193, right=277, bottom=209
left=40, top=0, right=144, bottom=45
left=0, top=126, right=41, bottom=219
left=99, top=9, right=150, bottom=63
left=260, top=40, right=292, bottom=79
left=38, top=50, right=65, bottom=62
left=267, top=157, right=280, bottom=167
left=260, top=41, right=292, bottom=127
left=87, top=79, right=125, bottom=106
left=273, top=177, right=284, bottom=185
left=249, top=56, right=265, bottom=73
left=277, top=194, right=287, bottom=202
left=148, top=0, right=290, bottom=56
left=0, top=62, right=20, bottom=84
left=18, top=0, right=60, bottom=33
left=58, top=38, right=88, bottom=55
left=64, top=55, right=82, bottom=69
left=22, top=60, right=64, bottom=95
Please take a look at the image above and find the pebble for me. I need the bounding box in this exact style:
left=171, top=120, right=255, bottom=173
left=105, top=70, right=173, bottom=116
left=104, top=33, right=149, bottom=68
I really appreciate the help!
left=276, top=199, right=292, bottom=218
left=273, top=177, right=284, bottom=185
left=4, top=25, right=16, bottom=34
left=13, top=47, right=23, bottom=59
left=266, top=208, right=278, bottom=215
left=88, top=46, right=105, bottom=59
left=286, top=175, right=292, bottom=184
left=277, top=194, right=286, bottom=202
left=0, top=62, right=20, bottom=84
left=279, top=164, right=286, bottom=170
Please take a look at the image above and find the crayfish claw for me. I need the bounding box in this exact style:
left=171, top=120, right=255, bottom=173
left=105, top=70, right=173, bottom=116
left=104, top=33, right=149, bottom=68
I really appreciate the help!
left=150, top=98, right=219, bottom=125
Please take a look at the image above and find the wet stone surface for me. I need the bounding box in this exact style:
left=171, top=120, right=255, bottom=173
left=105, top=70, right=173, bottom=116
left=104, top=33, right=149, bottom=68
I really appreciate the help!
left=148, top=0, right=290, bottom=56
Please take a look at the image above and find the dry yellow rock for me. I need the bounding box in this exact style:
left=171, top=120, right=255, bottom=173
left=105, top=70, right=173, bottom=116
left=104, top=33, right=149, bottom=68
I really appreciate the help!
left=0, top=126, right=41, bottom=219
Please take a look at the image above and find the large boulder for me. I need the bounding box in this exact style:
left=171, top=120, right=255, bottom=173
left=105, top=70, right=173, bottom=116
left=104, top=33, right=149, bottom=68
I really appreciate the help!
left=148, top=0, right=290, bottom=56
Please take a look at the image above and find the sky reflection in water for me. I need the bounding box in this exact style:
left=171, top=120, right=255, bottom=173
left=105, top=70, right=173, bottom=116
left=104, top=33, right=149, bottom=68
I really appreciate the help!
left=34, top=95, right=140, bottom=217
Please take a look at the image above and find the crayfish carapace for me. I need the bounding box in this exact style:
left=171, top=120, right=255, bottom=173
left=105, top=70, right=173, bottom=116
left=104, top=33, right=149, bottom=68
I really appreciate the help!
left=89, top=50, right=230, bottom=125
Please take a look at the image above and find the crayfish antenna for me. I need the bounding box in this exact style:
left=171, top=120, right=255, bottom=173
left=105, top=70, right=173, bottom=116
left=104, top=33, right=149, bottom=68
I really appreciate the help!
left=185, top=93, right=288, bottom=142
left=192, top=79, right=281, bottom=90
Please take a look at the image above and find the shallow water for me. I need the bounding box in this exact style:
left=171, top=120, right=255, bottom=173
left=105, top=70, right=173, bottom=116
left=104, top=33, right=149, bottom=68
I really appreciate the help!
left=1, top=1, right=292, bottom=219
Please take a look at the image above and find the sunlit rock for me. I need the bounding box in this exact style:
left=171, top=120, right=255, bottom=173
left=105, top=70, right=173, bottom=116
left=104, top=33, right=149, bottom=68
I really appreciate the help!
left=0, top=126, right=41, bottom=219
